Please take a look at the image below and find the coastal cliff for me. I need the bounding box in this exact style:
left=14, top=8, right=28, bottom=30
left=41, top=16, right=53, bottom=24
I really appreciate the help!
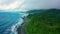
left=18, top=9, right=60, bottom=34
left=18, top=16, right=30, bottom=34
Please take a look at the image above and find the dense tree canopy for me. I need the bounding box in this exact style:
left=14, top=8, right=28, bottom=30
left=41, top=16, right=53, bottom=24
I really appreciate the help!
left=25, top=9, right=60, bottom=34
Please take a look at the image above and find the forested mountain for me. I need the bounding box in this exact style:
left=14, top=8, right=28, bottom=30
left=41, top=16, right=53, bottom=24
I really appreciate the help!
left=25, top=9, right=60, bottom=34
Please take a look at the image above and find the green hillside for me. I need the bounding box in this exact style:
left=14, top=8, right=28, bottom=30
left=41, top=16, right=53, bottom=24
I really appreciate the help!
left=25, top=9, right=60, bottom=34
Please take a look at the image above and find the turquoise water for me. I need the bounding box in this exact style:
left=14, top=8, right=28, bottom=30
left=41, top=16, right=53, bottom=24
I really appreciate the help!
left=0, top=12, right=27, bottom=34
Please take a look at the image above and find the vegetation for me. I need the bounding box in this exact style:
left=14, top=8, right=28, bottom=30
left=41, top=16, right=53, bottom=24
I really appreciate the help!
left=25, top=9, right=60, bottom=34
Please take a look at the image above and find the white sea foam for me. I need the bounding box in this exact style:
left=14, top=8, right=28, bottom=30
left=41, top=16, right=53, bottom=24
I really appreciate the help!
left=11, top=13, right=28, bottom=34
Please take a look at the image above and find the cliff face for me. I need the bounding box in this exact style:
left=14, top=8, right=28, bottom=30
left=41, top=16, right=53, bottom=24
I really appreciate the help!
left=25, top=9, right=60, bottom=34
left=18, top=16, right=30, bottom=34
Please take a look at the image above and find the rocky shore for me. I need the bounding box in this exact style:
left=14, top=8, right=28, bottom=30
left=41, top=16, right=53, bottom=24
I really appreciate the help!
left=17, top=16, right=30, bottom=34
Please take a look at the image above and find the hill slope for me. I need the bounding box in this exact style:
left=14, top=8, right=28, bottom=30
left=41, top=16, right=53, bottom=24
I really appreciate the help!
left=25, top=9, right=60, bottom=34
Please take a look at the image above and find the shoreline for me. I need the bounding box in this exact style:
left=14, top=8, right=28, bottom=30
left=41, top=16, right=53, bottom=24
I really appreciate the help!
left=17, top=14, right=30, bottom=34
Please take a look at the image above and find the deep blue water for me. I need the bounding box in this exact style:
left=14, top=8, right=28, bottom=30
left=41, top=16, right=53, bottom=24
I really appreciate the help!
left=0, top=12, right=27, bottom=34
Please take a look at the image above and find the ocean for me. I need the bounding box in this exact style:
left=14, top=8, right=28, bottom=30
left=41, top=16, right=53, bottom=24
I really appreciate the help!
left=0, top=12, right=28, bottom=34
